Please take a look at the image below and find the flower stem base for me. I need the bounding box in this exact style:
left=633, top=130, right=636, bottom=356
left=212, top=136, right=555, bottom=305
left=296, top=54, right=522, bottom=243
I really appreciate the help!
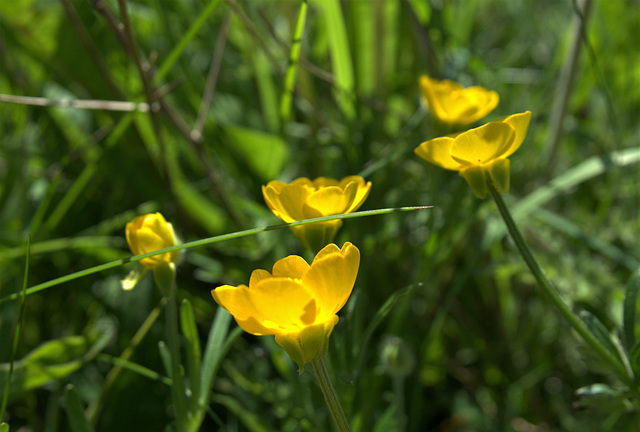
left=311, top=356, right=351, bottom=432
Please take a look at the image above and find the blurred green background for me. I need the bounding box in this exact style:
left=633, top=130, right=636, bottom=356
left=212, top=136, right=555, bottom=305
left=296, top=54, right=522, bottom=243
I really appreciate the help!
left=1, top=0, right=639, bottom=430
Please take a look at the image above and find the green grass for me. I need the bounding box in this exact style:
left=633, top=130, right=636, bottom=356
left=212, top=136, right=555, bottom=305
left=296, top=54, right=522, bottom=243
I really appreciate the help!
left=1, top=0, right=639, bottom=431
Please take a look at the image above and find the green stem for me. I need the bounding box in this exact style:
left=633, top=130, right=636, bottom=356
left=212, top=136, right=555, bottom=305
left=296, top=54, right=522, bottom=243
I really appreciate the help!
left=0, top=236, right=30, bottom=422
left=311, top=356, right=351, bottom=432
left=488, top=182, right=632, bottom=385
left=279, top=0, right=308, bottom=129
left=154, top=263, right=188, bottom=431
left=165, top=277, right=188, bottom=432
left=544, top=0, right=592, bottom=170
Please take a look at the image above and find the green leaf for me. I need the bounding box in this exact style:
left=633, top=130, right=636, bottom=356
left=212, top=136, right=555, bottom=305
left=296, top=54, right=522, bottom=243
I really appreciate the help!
left=624, top=270, right=640, bottom=350
left=0, top=332, right=111, bottom=399
left=313, top=0, right=355, bottom=121
left=351, top=0, right=375, bottom=95
left=198, top=308, right=232, bottom=410
left=628, top=340, right=640, bottom=380
left=94, top=354, right=171, bottom=386
left=279, top=0, right=308, bottom=127
left=574, top=383, right=630, bottom=412
left=0, top=423, right=9, bottom=432
left=180, top=299, right=201, bottom=412
left=579, top=310, right=626, bottom=371
left=64, top=384, right=95, bottom=432
left=222, top=126, right=289, bottom=182
left=158, top=341, right=172, bottom=380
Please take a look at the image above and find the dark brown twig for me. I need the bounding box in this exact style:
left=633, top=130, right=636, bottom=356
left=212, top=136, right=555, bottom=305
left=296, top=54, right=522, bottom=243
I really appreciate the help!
left=60, top=0, right=126, bottom=99
left=401, top=0, right=439, bottom=78
left=0, top=94, right=149, bottom=111
left=94, top=0, right=242, bottom=227
left=223, top=0, right=283, bottom=76
left=193, top=12, right=231, bottom=140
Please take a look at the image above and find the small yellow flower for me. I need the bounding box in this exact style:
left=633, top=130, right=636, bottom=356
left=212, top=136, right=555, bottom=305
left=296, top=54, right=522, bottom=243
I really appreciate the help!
left=262, top=176, right=371, bottom=252
left=125, top=212, right=179, bottom=269
left=419, top=74, right=499, bottom=125
left=211, top=242, right=360, bottom=372
left=414, top=111, right=532, bottom=198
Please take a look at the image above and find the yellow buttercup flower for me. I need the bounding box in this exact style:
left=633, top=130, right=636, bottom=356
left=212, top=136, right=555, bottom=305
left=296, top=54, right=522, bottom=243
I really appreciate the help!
left=211, top=242, right=360, bottom=372
left=125, top=212, right=179, bottom=269
left=419, top=74, right=499, bottom=125
left=262, top=176, right=371, bottom=252
left=414, top=111, right=532, bottom=198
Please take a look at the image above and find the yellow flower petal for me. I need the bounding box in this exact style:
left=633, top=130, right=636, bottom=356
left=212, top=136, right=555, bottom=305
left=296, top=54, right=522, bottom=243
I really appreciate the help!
left=303, top=185, right=357, bottom=217
left=271, top=255, right=309, bottom=279
left=500, top=111, right=532, bottom=158
left=342, top=177, right=372, bottom=213
left=135, top=229, right=167, bottom=255
left=450, top=122, right=515, bottom=166
left=262, top=183, right=310, bottom=223
left=292, top=177, right=317, bottom=188
left=414, top=136, right=466, bottom=171
left=314, top=242, right=341, bottom=259
left=263, top=176, right=370, bottom=252
left=249, top=269, right=272, bottom=286
left=250, top=278, right=316, bottom=331
left=419, top=75, right=499, bottom=125
left=415, top=110, right=532, bottom=198
left=420, top=75, right=460, bottom=120
left=311, top=177, right=340, bottom=188
left=211, top=285, right=275, bottom=335
left=214, top=278, right=316, bottom=334
left=302, top=242, right=360, bottom=321
left=125, top=213, right=179, bottom=269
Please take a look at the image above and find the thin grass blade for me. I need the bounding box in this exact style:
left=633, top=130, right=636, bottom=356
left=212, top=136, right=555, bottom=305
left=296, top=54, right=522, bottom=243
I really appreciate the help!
left=279, top=0, right=308, bottom=127
left=180, top=299, right=202, bottom=413
left=154, top=0, right=222, bottom=85
left=314, top=0, right=355, bottom=121
left=0, top=205, right=432, bottom=305
left=0, top=235, right=29, bottom=420
left=198, top=307, right=232, bottom=410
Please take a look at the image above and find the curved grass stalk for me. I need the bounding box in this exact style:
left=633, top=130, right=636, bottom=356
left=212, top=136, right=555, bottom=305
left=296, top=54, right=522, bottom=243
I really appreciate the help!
left=0, top=206, right=432, bottom=305
left=488, top=182, right=633, bottom=387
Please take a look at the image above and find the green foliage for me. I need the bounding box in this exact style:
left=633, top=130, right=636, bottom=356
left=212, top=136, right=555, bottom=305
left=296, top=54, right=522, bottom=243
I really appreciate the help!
left=64, top=384, right=95, bottom=432
left=1, top=0, right=639, bottom=431
left=0, top=330, right=112, bottom=400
